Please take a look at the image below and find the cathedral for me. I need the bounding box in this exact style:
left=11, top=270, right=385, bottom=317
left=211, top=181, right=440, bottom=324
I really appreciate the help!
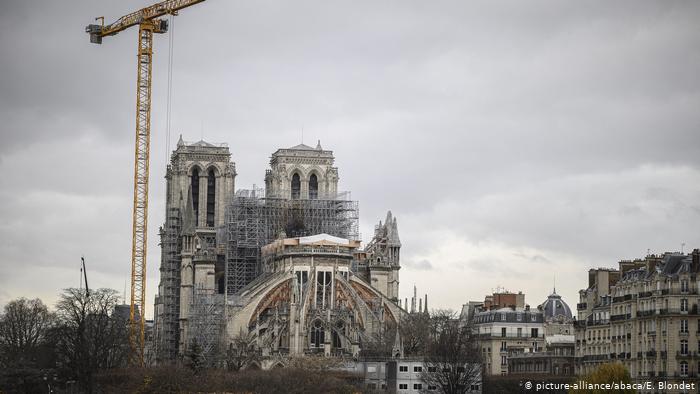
left=152, top=138, right=404, bottom=365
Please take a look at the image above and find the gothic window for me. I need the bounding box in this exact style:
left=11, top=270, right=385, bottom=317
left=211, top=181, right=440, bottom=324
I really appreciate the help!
left=309, top=173, right=318, bottom=199
left=291, top=173, right=301, bottom=199
left=191, top=168, right=200, bottom=226
left=206, top=169, right=216, bottom=227
left=310, top=320, right=324, bottom=348
left=332, top=330, right=342, bottom=349
left=315, top=271, right=332, bottom=308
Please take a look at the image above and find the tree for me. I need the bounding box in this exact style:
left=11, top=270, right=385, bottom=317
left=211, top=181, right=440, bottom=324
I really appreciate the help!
left=421, top=310, right=482, bottom=394
left=398, top=311, right=431, bottom=356
left=225, top=329, right=260, bottom=371
left=570, top=362, right=634, bottom=394
left=359, top=321, right=397, bottom=359
left=51, top=288, right=128, bottom=393
left=0, top=298, right=56, bottom=393
left=0, top=298, right=54, bottom=368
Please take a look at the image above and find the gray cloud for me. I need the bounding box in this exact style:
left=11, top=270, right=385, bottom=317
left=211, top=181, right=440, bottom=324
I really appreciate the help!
left=1, top=0, right=699, bottom=313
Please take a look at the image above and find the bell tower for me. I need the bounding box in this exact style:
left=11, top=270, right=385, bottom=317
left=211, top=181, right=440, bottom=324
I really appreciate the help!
left=264, top=140, right=338, bottom=199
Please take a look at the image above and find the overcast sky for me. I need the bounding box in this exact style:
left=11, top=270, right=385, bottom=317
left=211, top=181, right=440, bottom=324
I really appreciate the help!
left=1, top=1, right=699, bottom=317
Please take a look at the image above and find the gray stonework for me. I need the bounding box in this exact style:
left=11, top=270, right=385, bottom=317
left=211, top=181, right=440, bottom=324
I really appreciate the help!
left=575, top=250, right=700, bottom=393
left=153, top=140, right=403, bottom=365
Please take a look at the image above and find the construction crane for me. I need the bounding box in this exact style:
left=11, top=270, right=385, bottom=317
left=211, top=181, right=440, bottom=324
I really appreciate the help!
left=85, top=0, right=205, bottom=365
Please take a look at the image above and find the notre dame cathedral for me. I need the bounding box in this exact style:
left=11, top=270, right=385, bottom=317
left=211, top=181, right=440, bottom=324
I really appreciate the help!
left=152, top=138, right=403, bottom=366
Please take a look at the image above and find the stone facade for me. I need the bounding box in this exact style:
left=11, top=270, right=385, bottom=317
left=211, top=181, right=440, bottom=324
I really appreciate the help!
left=153, top=139, right=403, bottom=364
left=466, top=292, right=546, bottom=376
left=226, top=234, right=403, bottom=358
left=575, top=250, right=700, bottom=392
left=264, top=142, right=338, bottom=200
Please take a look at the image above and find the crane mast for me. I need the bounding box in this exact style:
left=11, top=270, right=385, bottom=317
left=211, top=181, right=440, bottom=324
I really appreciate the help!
left=86, top=0, right=205, bottom=366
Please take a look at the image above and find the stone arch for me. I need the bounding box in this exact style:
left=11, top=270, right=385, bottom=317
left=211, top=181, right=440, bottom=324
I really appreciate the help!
left=291, top=172, right=301, bottom=200
left=187, top=163, right=204, bottom=176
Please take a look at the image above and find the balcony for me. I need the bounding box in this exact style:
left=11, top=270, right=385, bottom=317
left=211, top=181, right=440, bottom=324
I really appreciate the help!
left=636, top=310, right=655, bottom=318
left=611, top=313, right=631, bottom=321
left=646, top=350, right=657, bottom=358
left=638, top=291, right=653, bottom=298
left=676, top=351, right=695, bottom=358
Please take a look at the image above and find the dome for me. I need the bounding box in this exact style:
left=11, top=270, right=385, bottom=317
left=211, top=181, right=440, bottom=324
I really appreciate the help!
left=540, top=290, right=572, bottom=321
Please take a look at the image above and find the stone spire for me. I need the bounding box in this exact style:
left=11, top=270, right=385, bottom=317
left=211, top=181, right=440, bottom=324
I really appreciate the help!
left=316, top=139, right=322, bottom=150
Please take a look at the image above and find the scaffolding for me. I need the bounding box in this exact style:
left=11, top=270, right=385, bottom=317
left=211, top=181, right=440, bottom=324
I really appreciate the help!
left=154, top=205, right=182, bottom=362
left=226, top=188, right=359, bottom=295
left=189, top=286, right=225, bottom=367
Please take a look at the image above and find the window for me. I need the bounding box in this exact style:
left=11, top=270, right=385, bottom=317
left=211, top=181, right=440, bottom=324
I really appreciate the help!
left=501, top=341, right=507, bottom=351
left=517, top=328, right=522, bottom=337
left=191, top=168, right=200, bottom=225
left=310, top=320, right=324, bottom=348
left=501, top=327, right=507, bottom=337
left=399, top=383, right=408, bottom=390
left=399, top=365, right=408, bottom=372
left=531, top=328, right=539, bottom=338
left=501, top=313, right=506, bottom=321
left=413, top=383, right=422, bottom=390
left=427, top=366, right=437, bottom=372
left=309, top=173, right=318, bottom=199
left=291, top=173, right=301, bottom=199
left=206, top=169, right=216, bottom=226
left=681, top=340, right=688, bottom=355
left=681, top=299, right=688, bottom=312
left=413, top=366, right=423, bottom=372
left=681, top=319, right=688, bottom=333
left=501, top=356, right=507, bottom=365
left=315, top=271, right=332, bottom=308
left=680, top=361, right=688, bottom=377
left=681, top=280, right=689, bottom=292
left=517, top=312, right=522, bottom=321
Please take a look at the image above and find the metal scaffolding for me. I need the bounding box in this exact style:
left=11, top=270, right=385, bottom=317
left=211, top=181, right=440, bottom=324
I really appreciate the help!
left=189, top=286, right=225, bottom=367
left=154, top=205, right=182, bottom=362
left=225, top=188, right=359, bottom=295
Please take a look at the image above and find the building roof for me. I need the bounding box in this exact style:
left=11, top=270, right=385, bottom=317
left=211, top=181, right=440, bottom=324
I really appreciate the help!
left=299, top=233, right=350, bottom=245
left=540, top=291, right=572, bottom=321
left=288, top=143, right=316, bottom=151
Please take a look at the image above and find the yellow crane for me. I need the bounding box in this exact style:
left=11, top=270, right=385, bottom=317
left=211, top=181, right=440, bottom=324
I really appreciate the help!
left=86, top=0, right=205, bottom=365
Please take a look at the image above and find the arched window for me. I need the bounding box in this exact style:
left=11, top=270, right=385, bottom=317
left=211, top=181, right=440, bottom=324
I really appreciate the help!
left=206, top=169, right=216, bottom=227
left=309, top=173, right=318, bottom=199
left=310, top=320, right=324, bottom=348
left=191, top=168, right=200, bottom=226
left=291, top=173, right=301, bottom=199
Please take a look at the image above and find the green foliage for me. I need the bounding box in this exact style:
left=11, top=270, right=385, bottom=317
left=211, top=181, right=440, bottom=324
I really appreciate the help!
left=569, top=362, right=635, bottom=394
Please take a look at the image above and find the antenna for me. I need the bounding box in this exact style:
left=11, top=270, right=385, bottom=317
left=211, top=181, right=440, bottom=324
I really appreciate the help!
left=682, top=243, right=686, bottom=254
left=301, top=124, right=304, bottom=144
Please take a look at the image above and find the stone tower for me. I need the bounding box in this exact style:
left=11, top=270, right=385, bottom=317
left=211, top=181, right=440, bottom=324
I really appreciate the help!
left=153, top=137, right=235, bottom=361
left=166, top=136, right=236, bottom=232
left=264, top=141, right=338, bottom=199
left=362, top=211, right=402, bottom=301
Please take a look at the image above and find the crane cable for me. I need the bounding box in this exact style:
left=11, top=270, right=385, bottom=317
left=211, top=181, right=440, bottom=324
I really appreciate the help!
left=165, top=14, right=175, bottom=159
